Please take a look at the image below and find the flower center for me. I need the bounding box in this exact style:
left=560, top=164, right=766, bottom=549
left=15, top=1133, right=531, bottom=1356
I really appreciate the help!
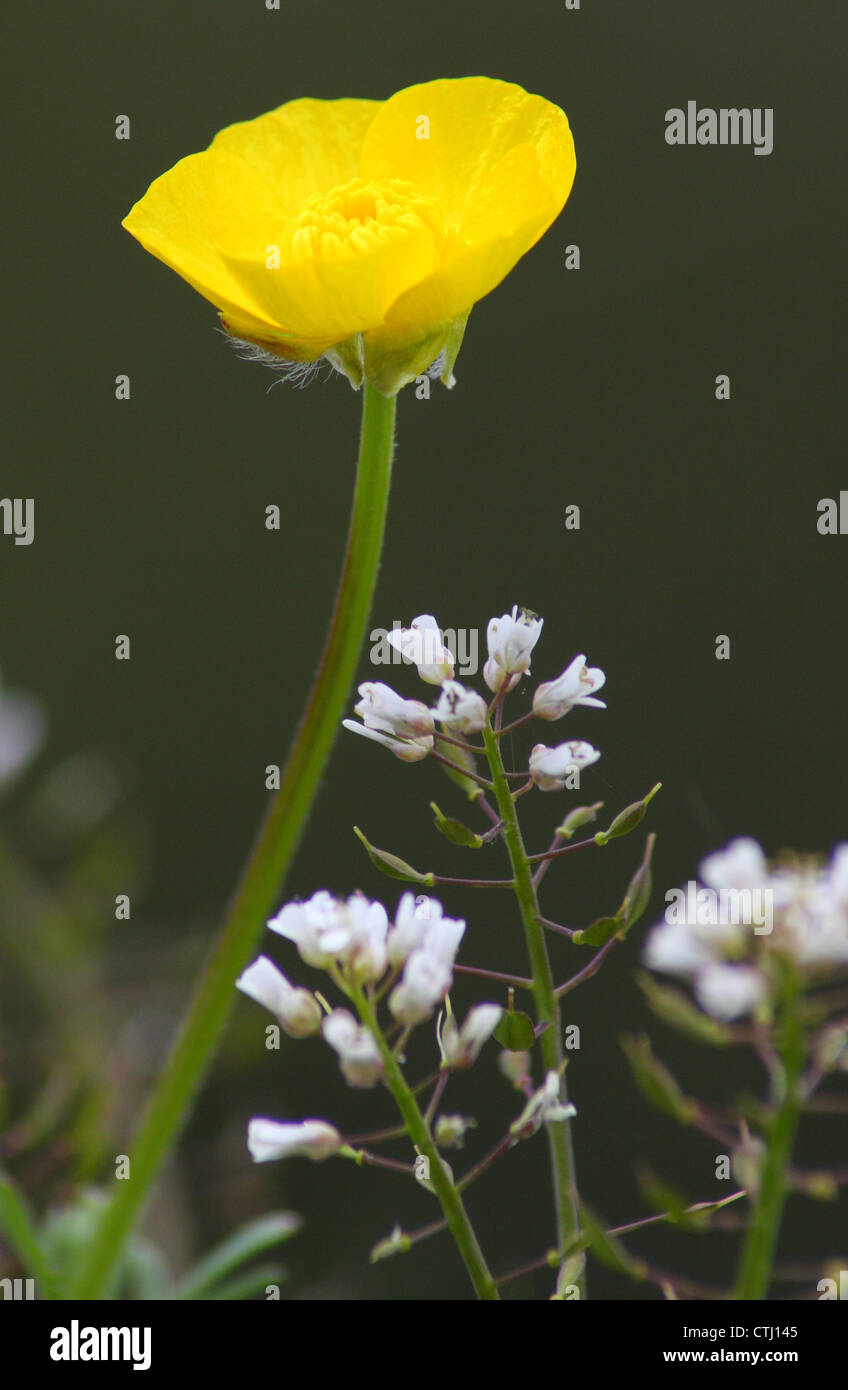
left=286, top=177, right=440, bottom=262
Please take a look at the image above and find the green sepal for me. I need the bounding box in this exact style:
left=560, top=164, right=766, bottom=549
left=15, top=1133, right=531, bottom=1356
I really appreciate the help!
left=439, top=310, right=470, bottom=388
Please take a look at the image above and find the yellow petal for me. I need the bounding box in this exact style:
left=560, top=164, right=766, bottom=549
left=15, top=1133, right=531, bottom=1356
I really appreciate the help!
left=209, top=98, right=380, bottom=216
left=361, top=77, right=575, bottom=331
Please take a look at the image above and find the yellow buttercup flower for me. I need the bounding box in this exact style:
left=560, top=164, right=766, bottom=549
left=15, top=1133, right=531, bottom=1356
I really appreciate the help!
left=123, top=77, right=576, bottom=395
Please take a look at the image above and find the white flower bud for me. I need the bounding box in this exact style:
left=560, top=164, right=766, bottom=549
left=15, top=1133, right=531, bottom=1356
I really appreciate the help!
left=529, top=740, right=601, bottom=790
left=342, top=719, right=432, bottom=761
left=247, top=1117, right=342, bottom=1163
left=354, top=681, right=435, bottom=738
left=485, top=606, right=543, bottom=687
left=387, top=615, right=455, bottom=684
left=322, top=1009, right=384, bottom=1088
left=236, top=955, right=322, bottom=1037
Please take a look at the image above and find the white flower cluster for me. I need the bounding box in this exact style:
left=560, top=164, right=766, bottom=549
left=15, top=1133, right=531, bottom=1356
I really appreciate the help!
left=237, top=891, right=474, bottom=1088
left=644, top=837, right=848, bottom=1021
left=238, top=890, right=504, bottom=1164
left=343, top=608, right=606, bottom=790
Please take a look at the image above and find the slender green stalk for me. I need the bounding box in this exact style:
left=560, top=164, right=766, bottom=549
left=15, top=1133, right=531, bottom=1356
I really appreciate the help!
left=73, top=383, right=397, bottom=1299
left=354, top=990, right=499, bottom=1300
left=482, top=724, right=583, bottom=1294
left=733, top=980, right=804, bottom=1300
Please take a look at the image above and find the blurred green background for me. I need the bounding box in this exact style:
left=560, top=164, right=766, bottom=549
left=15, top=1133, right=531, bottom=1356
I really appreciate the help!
left=2, top=0, right=845, bottom=1297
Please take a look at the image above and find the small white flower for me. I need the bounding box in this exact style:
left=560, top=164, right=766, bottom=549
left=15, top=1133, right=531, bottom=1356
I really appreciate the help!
left=432, top=681, right=488, bottom=736
left=529, top=740, right=601, bottom=791
left=533, top=654, right=607, bottom=721
left=236, top=956, right=322, bottom=1037
left=484, top=606, right=543, bottom=691
left=511, top=1071, right=576, bottom=1137
left=388, top=893, right=440, bottom=967
left=700, top=837, right=769, bottom=891
left=643, top=922, right=717, bottom=975
left=389, top=908, right=466, bottom=1025
left=389, top=951, right=454, bottom=1026
left=0, top=673, right=46, bottom=789
left=387, top=615, right=455, bottom=684
left=269, top=891, right=388, bottom=981
left=322, top=1009, right=384, bottom=1087
left=247, top=1117, right=342, bottom=1163
left=342, top=719, right=433, bottom=762
left=441, top=1004, right=503, bottom=1067
left=771, top=866, right=848, bottom=966
left=693, top=963, right=767, bottom=1021
left=354, top=681, right=434, bottom=739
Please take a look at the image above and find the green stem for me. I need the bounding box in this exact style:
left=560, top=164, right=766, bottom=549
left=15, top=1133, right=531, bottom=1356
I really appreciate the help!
left=353, top=990, right=499, bottom=1300
left=482, top=724, right=583, bottom=1294
left=73, top=383, right=397, bottom=1299
left=733, top=979, right=805, bottom=1300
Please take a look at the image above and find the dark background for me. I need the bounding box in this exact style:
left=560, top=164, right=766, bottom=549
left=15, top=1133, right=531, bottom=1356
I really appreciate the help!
left=2, top=0, right=845, bottom=1298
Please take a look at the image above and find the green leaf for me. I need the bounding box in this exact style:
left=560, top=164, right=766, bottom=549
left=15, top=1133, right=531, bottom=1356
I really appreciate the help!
left=594, top=783, right=661, bottom=846
left=621, top=1035, right=697, bottom=1124
left=637, top=972, right=733, bottom=1047
left=494, top=1011, right=535, bottom=1051
left=204, top=1262, right=288, bottom=1301
left=174, top=1213, right=300, bottom=1300
left=353, top=827, right=435, bottom=885
left=0, top=1170, right=63, bottom=1298
left=430, top=803, right=482, bottom=849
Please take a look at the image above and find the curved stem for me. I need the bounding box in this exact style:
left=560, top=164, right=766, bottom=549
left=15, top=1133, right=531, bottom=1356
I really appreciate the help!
left=482, top=724, right=583, bottom=1296
left=74, top=383, right=397, bottom=1299
left=733, top=977, right=804, bottom=1300
left=354, top=990, right=499, bottom=1300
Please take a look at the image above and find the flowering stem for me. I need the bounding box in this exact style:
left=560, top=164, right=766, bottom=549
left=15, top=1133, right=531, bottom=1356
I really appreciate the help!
left=353, top=989, right=499, bottom=1300
left=481, top=723, right=583, bottom=1295
left=73, top=382, right=397, bottom=1299
left=733, top=976, right=805, bottom=1300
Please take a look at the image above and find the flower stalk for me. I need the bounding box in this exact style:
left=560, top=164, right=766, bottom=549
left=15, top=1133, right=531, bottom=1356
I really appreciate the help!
left=353, top=988, right=499, bottom=1300
left=733, top=973, right=805, bottom=1299
left=481, top=722, right=583, bottom=1293
left=73, top=382, right=396, bottom=1299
